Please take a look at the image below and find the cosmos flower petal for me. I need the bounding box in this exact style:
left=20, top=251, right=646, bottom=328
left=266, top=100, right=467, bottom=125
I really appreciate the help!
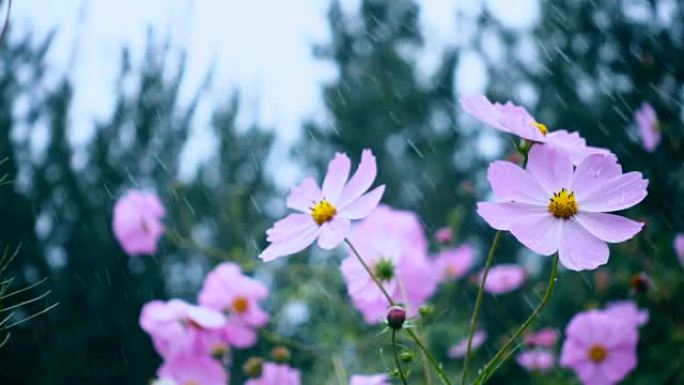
left=317, top=217, right=351, bottom=249
left=509, top=214, right=563, bottom=256
left=113, top=190, right=166, bottom=256
left=460, top=94, right=510, bottom=132
left=157, top=356, right=227, bottom=385
left=526, top=145, right=574, bottom=196
left=338, top=185, right=385, bottom=219
left=461, top=95, right=543, bottom=141
left=477, top=202, right=549, bottom=230
left=258, top=224, right=320, bottom=261
left=487, top=160, right=548, bottom=204
left=575, top=212, right=643, bottom=243
left=558, top=219, right=609, bottom=271
left=674, top=234, right=684, bottom=266
left=350, top=374, right=391, bottom=385
left=576, top=172, right=648, bottom=213
left=601, top=349, right=638, bottom=382
left=546, top=130, right=611, bottom=165
left=322, top=152, right=351, bottom=205
left=635, top=102, right=660, bottom=152
left=339, top=149, right=377, bottom=208
left=286, top=177, right=323, bottom=212
left=266, top=213, right=317, bottom=243
left=571, top=153, right=622, bottom=194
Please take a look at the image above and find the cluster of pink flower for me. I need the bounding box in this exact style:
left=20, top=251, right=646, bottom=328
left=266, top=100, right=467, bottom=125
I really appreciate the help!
left=106, top=92, right=680, bottom=385
left=138, top=261, right=279, bottom=384
left=560, top=301, right=648, bottom=385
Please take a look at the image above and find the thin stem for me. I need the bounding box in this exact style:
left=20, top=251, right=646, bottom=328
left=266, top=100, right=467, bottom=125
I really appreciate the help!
left=461, top=230, right=502, bottom=385
left=419, top=321, right=433, bottom=385
left=346, top=238, right=452, bottom=385
left=407, top=328, right=453, bottom=385
left=392, top=329, right=409, bottom=385
left=475, top=254, right=560, bottom=385
left=344, top=239, right=394, bottom=306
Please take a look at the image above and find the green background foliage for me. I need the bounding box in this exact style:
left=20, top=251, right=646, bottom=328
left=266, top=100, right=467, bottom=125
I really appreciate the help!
left=0, top=0, right=682, bottom=384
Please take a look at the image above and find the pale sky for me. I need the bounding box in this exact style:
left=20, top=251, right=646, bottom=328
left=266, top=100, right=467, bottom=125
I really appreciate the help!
left=10, top=0, right=538, bottom=183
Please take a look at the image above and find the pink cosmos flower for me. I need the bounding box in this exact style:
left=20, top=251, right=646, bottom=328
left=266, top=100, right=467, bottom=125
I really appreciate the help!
left=157, top=356, right=228, bottom=385
left=139, top=299, right=227, bottom=360
left=198, top=262, right=269, bottom=348
left=349, top=374, right=391, bottom=385
left=340, top=205, right=437, bottom=323
left=435, top=227, right=454, bottom=244
left=449, top=330, right=487, bottom=358
left=516, top=349, right=555, bottom=373
left=560, top=310, right=638, bottom=385
left=112, top=189, right=166, bottom=256
left=478, top=145, right=648, bottom=271
left=245, top=362, right=301, bottom=385
left=524, top=328, right=558, bottom=348
left=435, top=245, right=475, bottom=281
left=259, top=149, right=385, bottom=262
left=480, top=264, right=526, bottom=294
left=634, top=102, right=660, bottom=152
left=460, top=95, right=609, bottom=165
left=674, top=234, right=684, bottom=267
left=604, top=301, right=649, bottom=328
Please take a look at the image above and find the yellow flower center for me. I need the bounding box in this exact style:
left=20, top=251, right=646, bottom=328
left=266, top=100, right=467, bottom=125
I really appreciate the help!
left=232, top=296, right=250, bottom=314
left=311, top=199, right=337, bottom=225
left=184, top=381, right=200, bottom=385
left=588, top=344, right=607, bottom=363
left=548, top=188, right=578, bottom=219
left=533, top=122, right=549, bottom=136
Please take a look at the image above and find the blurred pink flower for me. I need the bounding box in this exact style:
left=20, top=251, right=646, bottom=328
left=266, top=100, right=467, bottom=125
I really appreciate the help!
left=604, top=301, right=649, bottom=328
left=112, top=189, right=165, bottom=256
left=340, top=205, right=437, bottom=323
left=259, top=149, right=385, bottom=262
left=157, top=356, right=228, bottom=385
left=349, top=374, right=391, bottom=385
left=674, top=234, right=684, bottom=266
left=139, top=299, right=227, bottom=360
left=516, top=349, right=555, bottom=373
left=524, top=328, right=558, bottom=347
left=245, top=362, right=301, bottom=385
left=460, top=95, right=609, bottom=165
left=478, top=145, right=648, bottom=271
left=634, top=103, right=660, bottom=152
left=435, top=245, right=475, bottom=281
left=434, top=227, right=454, bottom=244
left=560, top=310, right=639, bottom=385
left=480, top=264, right=526, bottom=294
left=449, top=330, right=487, bottom=358
left=198, top=262, right=269, bottom=348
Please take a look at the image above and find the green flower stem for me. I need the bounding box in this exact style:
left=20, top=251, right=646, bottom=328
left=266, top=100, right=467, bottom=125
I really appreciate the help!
left=392, top=329, right=409, bottom=385
left=460, top=230, right=502, bottom=385
left=344, top=239, right=394, bottom=305
left=474, top=254, right=560, bottom=385
left=406, top=328, right=453, bottom=385
left=345, top=239, right=453, bottom=385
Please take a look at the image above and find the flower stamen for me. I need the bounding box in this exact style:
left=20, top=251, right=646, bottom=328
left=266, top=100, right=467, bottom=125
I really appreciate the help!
left=311, top=199, right=337, bottom=225
left=232, top=296, right=250, bottom=314
left=588, top=344, right=607, bottom=363
left=533, top=122, right=549, bottom=136
left=548, top=188, right=578, bottom=219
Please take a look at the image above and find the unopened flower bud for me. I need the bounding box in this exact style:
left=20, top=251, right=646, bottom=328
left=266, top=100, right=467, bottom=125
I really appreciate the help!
left=243, top=357, right=264, bottom=378
left=630, top=272, right=650, bottom=295
left=386, top=306, right=406, bottom=330
left=419, top=305, right=433, bottom=319
left=271, top=346, right=291, bottom=363
left=400, top=351, right=413, bottom=363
